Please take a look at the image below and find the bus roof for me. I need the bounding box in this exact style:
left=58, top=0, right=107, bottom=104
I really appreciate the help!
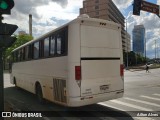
left=12, top=17, right=121, bottom=52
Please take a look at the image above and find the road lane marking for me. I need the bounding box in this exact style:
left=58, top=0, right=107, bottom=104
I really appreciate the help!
left=99, top=103, right=152, bottom=120
left=141, top=95, right=160, bottom=101
left=124, top=97, right=160, bottom=107
left=153, top=93, right=160, bottom=97
left=134, top=117, right=153, bottom=120
left=98, top=102, right=126, bottom=111
left=110, top=100, right=153, bottom=111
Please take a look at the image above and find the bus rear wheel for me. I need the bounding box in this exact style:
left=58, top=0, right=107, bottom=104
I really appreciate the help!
left=36, top=84, right=45, bottom=104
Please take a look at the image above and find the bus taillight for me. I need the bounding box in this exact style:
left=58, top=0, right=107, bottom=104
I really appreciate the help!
left=120, top=64, right=124, bottom=77
left=75, top=66, right=81, bottom=80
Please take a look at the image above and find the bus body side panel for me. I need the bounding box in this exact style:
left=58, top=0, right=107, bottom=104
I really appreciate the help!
left=80, top=23, right=123, bottom=99
left=11, top=56, right=68, bottom=103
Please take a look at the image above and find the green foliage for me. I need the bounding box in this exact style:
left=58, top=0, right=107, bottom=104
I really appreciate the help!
left=123, top=51, right=148, bottom=66
left=4, top=34, right=33, bottom=59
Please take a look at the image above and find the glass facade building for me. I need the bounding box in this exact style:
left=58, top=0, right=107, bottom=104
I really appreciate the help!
left=132, top=25, right=145, bottom=56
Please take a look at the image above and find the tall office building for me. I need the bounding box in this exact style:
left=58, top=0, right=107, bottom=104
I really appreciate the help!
left=79, top=0, right=130, bottom=52
left=132, top=25, right=145, bottom=56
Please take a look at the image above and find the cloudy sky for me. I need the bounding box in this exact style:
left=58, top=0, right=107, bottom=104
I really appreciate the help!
left=3, top=0, right=160, bottom=58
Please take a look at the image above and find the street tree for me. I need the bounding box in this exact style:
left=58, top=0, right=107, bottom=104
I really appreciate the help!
left=3, top=34, right=33, bottom=69
left=123, top=51, right=148, bottom=66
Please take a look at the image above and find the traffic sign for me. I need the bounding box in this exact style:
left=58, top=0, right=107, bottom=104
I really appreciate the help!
left=0, top=23, right=18, bottom=48
left=141, top=1, right=159, bottom=14
left=133, top=0, right=142, bottom=16
left=0, top=23, right=18, bottom=35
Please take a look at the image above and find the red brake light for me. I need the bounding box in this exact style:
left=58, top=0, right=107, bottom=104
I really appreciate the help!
left=120, top=64, right=124, bottom=77
left=75, top=66, right=81, bottom=80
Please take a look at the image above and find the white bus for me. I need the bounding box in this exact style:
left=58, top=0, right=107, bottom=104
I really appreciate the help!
left=10, top=16, right=124, bottom=107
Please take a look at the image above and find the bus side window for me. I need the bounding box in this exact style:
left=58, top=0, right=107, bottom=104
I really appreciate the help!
left=33, top=42, right=40, bottom=59
left=17, top=50, right=21, bottom=62
left=62, top=30, right=67, bottom=55
left=57, top=34, right=62, bottom=55
left=28, top=44, right=33, bottom=60
left=20, top=49, right=23, bottom=61
left=57, top=30, right=66, bottom=55
left=12, top=52, right=15, bottom=62
left=25, top=46, right=29, bottom=60
left=50, top=36, right=55, bottom=56
left=15, top=51, right=18, bottom=62
left=44, top=37, right=50, bottom=57
left=21, top=48, right=25, bottom=61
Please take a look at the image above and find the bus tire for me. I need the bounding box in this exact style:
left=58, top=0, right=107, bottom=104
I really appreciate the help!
left=36, top=84, right=45, bottom=104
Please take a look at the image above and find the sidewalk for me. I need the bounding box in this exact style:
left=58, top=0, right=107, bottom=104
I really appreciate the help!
left=125, top=64, right=160, bottom=72
left=128, top=69, right=144, bottom=72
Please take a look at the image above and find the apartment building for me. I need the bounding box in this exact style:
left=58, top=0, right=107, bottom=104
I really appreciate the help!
left=80, top=0, right=130, bottom=52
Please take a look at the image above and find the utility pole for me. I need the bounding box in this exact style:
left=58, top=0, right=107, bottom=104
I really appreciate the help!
left=126, top=19, right=129, bottom=69
left=157, top=44, right=159, bottom=59
left=0, top=22, right=18, bottom=111
left=0, top=49, right=4, bottom=111
left=0, top=0, right=17, bottom=113
left=155, top=40, right=157, bottom=60
left=0, top=14, right=4, bottom=112
left=145, top=37, right=146, bottom=62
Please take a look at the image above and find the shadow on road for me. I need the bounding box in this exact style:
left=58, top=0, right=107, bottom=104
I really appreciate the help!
left=4, top=87, right=133, bottom=119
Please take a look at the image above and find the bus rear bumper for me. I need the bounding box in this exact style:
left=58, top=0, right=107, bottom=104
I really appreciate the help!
left=68, top=89, right=124, bottom=107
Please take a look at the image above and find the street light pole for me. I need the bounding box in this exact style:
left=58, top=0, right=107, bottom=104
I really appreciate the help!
left=0, top=14, right=4, bottom=112
left=157, top=44, right=159, bottom=59
left=0, top=48, right=4, bottom=112
left=145, top=37, right=146, bottom=62
left=126, top=19, right=129, bottom=69
left=155, top=40, right=156, bottom=60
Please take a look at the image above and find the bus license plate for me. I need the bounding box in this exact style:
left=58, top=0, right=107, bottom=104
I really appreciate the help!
left=100, top=85, right=109, bottom=92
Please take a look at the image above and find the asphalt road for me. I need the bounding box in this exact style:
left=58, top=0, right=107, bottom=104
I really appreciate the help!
left=3, top=68, right=160, bottom=120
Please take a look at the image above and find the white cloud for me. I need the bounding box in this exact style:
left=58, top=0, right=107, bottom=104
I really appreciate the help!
left=2, top=0, right=160, bottom=58
left=39, top=0, right=83, bottom=20
left=114, top=0, right=160, bottom=58
left=112, top=0, right=132, bottom=10
left=157, top=0, right=160, bottom=5
left=33, top=24, right=57, bottom=37
left=33, top=0, right=83, bottom=37
left=2, top=0, right=83, bottom=38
